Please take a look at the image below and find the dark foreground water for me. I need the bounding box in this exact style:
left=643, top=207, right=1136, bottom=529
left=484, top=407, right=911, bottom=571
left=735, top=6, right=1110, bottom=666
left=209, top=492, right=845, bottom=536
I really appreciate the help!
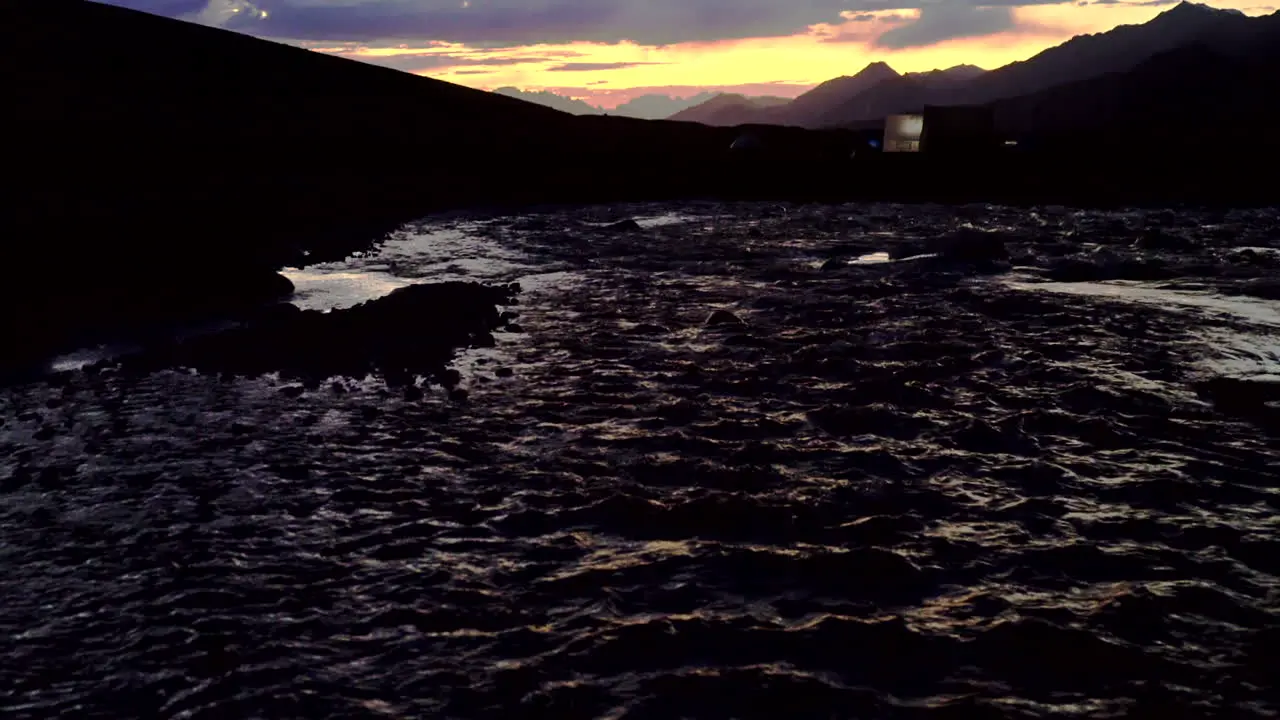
left=3, top=203, right=1279, bottom=719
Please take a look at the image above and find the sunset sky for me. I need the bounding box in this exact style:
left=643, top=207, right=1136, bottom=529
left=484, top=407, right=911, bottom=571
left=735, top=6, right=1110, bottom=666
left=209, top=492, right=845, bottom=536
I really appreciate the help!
left=103, top=0, right=1274, bottom=108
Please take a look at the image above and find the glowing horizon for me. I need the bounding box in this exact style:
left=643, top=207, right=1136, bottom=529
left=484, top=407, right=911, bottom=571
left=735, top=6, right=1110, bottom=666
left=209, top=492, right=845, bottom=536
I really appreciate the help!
left=101, top=0, right=1276, bottom=110
left=317, top=1, right=1272, bottom=108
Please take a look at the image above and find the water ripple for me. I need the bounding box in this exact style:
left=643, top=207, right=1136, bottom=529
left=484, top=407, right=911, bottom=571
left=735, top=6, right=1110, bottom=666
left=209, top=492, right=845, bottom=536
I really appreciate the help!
left=2, top=202, right=1279, bottom=719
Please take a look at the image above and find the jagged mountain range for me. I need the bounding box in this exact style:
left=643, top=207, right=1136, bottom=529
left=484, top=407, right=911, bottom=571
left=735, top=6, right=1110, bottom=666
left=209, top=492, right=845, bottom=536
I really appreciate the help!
left=668, top=63, right=984, bottom=127
left=493, top=87, right=728, bottom=120
left=667, top=2, right=1280, bottom=131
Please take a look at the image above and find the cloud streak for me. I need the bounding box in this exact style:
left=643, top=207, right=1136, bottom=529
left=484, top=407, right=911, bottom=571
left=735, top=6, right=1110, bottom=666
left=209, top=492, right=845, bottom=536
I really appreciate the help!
left=546, top=61, right=668, bottom=71
left=333, top=49, right=582, bottom=73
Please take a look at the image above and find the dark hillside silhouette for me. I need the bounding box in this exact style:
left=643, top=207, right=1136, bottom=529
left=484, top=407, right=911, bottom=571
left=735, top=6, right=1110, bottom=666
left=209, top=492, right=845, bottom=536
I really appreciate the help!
left=992, top=43, right=1280, bottom=148
left=6, top=0, right=572, bottom=266
left=814, top=75, right=933, bottom=131
left=1, top=0, right=852, bottom=373
left=817, top=4, right=1280, bottom=156
left=667, top=94, right=790, bottom=125
left=960, top=1, right=1257, bottom=105
left=792, top=65, right=988, bottom=130
left=769, top=62, right=902, bottom=127
left=674, top=62, right=904, bottom=128
left=4, top=0, right=1278, bottom=377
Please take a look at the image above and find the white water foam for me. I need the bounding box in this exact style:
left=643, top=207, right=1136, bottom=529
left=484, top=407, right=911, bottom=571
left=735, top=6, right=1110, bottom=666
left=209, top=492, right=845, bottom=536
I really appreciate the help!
left=1005, top=279, right=1280, bottom=382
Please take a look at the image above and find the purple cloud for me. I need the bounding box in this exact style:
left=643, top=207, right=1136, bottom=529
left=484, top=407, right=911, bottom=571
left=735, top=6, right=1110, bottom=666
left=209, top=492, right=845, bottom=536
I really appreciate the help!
left=873, top=5, right=1019, bottom=48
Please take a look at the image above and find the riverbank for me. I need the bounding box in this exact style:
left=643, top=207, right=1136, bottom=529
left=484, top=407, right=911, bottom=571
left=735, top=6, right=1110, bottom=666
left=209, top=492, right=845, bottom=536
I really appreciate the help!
left=6, top=142, right=1275, bottom=379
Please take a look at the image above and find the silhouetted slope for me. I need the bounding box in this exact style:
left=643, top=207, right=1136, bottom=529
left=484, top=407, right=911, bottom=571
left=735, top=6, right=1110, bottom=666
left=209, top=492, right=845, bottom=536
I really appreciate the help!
left=772, top=62, right=901, bottom=127
left=3, top=0, right=865, bottom=372
left=802, top=66, right=987, bottom=129
left=815, top=76, right=934, bottom=130
left=669, top=94, right=753, bottom=124
left=667, top=94, right=790, bottom=125
left=494, top=87, right=604, bottom=114
left=993, top=43, right=1280, bottom=149
left=2, top=0, right=845, bottom=265
left=2, top=0, right=576, bottom=371
left=6, top=0, right=574, bottom=264
left=766, top=2, right=1270, bottom=130
left=613, top=92, right=724, bottom=120
left=907, top=65, right=986, bottom=84
left=669, top=63, right=902, bottom=128
left=964, top=1, right=1255, bottom=105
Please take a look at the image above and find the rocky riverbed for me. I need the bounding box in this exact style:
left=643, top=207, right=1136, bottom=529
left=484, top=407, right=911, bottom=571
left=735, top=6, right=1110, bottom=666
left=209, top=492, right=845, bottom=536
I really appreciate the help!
left=2, top=202, right=1278, bottom=719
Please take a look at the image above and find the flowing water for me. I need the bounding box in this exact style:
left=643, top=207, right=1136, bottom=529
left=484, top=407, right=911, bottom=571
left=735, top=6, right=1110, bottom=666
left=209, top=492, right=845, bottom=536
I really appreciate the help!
left=2, top=202, right=1278, bottom=719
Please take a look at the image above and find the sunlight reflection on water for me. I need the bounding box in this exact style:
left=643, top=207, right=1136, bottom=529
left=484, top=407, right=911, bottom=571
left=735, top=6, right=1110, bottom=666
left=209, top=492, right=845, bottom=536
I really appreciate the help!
left=279, top=269, right=412, bottom=312
left=281, top=222, right=583, bottom=388
left=281, top=223, right=578, bottom=314
left=634, top=213, right=698, bottom=229
left=854, top=252, right=892, bottom=264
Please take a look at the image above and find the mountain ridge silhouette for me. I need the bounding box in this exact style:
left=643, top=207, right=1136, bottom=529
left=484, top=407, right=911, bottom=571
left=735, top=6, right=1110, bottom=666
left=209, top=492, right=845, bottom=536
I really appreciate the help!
left=668, top=2, right=1277, bottom=129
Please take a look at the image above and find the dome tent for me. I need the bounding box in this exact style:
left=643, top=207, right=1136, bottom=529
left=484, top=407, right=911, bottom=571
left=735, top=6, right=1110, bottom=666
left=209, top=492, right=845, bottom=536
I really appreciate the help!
left=729, top=132, right=763, bottom=151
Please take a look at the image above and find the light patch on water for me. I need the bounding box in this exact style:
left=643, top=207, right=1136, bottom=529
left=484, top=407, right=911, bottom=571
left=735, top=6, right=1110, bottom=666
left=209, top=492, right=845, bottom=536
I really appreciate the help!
left=815, top=252, right=938, bottom=270
left=634, top=213, right=698, bottom=229
left=374, top=226, right=529, bottom=281
left=47, top=347, right=129, bottom=373
left=283, top=224, right=581, bottom=313
left=280, top=269, right=412, bottom=312
left=578, top=214, right=700, bottom=231
left=1199, top=330, right=1280, bottom=381
left=1005, top=280, right=1280, bottom=329
left=283, top=220, right=584, bottom=391
left=1006, top=278, right=1280, bottom=381
left=514, top=271, right=579, bottom=297
left=283, top=225, right=528, bottom=312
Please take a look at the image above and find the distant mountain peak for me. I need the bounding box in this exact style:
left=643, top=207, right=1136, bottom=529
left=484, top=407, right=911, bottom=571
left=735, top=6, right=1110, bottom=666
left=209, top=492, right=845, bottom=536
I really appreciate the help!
left=1157, top=1, right=1245, bottom=20
left=858, top=61, right=899, bottom=77
left=906, top=64, right=986, bottom=79
left=1170, top=1, right=1230, bottom=11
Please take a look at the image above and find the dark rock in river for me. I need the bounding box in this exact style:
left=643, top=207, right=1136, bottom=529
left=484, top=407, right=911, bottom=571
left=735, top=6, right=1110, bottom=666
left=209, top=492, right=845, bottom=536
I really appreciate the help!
left=927, top=228, right=1011, bottom=264
left=1225, top=247, right=1280, bottom=268
left=1, top=267, right=296, bottom=384
left=122, top=281, right=519, bottom=387
left=1194, top=376, right=1280, bottom=427
left=1044, top=254, right=1177, bottom=283
left=887, top=229, right=1010, bottom=265
left=1134, top=228, right=1196, bottom=252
